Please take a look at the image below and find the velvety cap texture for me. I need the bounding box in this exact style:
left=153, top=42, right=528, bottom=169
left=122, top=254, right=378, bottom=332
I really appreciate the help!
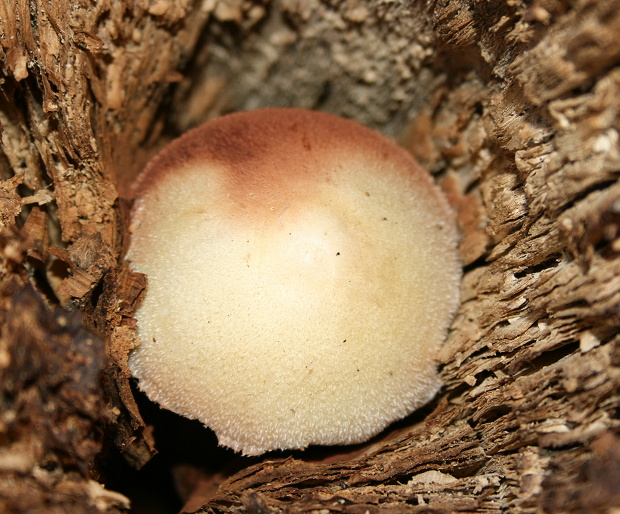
left=128, top=108, right=461, bottom=455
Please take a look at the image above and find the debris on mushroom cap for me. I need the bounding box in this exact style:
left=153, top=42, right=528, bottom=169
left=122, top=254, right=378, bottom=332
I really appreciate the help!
left=127, top=108, right=461, bottom=456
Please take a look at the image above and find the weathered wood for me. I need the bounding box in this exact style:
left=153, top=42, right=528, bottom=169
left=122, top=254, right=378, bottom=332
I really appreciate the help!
left=0, top=0, right=619, bottom=511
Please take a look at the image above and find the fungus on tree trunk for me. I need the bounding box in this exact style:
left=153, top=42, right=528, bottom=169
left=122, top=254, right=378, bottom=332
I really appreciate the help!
left=127, top=108, right=461, bottom=456
left=0, top=0, right=619, bottom=512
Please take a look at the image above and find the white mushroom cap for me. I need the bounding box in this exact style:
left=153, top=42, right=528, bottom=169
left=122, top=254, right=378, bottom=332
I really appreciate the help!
left=128, top=108, right=461, bottom=456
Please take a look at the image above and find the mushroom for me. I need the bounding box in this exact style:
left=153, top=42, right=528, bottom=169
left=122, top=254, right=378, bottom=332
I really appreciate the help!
left=127, top=108, right=461, bottom=456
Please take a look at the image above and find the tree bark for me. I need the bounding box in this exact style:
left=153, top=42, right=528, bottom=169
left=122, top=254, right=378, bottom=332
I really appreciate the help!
left=0, top=0, right=619, bottom=512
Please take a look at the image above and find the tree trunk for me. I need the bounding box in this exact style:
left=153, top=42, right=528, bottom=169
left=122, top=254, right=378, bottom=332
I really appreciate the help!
left=0, top=0, right=619, bottom=512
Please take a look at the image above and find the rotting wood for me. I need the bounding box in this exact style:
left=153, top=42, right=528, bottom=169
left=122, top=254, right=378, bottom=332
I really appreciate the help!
left=0, top=0, right=619, bottom=512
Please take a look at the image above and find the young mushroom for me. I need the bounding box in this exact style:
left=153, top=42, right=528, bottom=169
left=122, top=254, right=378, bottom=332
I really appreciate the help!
left=127, top=108, right=461, bottom=456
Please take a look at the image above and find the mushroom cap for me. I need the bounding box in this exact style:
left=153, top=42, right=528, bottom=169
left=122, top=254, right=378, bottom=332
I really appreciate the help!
left=128, top=108, right=461, bottom=456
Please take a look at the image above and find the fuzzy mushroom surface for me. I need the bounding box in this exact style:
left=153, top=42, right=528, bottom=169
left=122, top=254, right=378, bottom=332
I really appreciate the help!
left=128, top=108, right=461, bottom=456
